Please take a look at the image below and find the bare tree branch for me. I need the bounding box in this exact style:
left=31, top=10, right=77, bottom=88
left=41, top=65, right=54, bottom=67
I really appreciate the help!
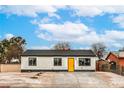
left=53, top=41, right=71, bottom=50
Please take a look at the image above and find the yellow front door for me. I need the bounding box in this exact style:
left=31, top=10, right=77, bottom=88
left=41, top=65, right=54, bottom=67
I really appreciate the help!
left=68, top=58, right=74, bottom=72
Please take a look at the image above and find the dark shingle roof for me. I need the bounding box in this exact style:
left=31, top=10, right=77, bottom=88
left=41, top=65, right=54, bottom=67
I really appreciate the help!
left=21, top=50, right=96, bottom=57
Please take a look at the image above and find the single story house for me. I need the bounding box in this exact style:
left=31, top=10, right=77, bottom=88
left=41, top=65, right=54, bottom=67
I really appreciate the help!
left=21, top=50, right=97, bottom=72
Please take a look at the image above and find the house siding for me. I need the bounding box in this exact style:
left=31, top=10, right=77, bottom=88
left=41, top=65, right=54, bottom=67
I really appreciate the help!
left=106, top=52, right=124, bottom=67
left=106, top=53, right=118, bottom=62
left=118, top=58, right=124, bottom=66
left=21, top=56, right=97, bottom=71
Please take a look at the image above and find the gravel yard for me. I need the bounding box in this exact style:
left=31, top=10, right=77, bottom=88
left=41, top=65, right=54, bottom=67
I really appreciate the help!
left=0, top=72, right=124, bottom=88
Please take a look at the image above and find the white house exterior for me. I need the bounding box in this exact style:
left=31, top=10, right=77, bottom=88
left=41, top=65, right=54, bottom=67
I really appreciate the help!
left=21, top=50, right=97, bottom=72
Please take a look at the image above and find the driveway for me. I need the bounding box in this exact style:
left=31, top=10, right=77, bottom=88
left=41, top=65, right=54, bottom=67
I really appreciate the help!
left=0, top=72, right=124, bottom=88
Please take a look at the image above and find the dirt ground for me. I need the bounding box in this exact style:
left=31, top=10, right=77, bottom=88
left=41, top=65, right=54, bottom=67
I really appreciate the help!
left=0, top=72, right=124, bottom=88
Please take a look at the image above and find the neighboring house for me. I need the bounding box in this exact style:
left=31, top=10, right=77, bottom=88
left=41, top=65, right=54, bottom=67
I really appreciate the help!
left=106, top=51, right=124, bottom=71
left=21, top=50, right=97, bottom=72
left=106, top=52, right=118, bottom=63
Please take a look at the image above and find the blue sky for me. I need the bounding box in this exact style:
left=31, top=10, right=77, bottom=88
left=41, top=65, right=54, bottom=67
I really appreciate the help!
left=1, top=6, right=124, bottom=51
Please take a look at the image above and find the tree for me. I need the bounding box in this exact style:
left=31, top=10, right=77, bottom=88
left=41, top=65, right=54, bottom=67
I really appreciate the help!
left=0, top=36, right=26, bottom=63
left=0, top=42, right=5, bottom=63
left=7, top=36, right=26, bottom=63
left=91, top=42, right=106, bottom=60
left=0, top=39, right=10, bottom=63
left=53, top=41, right=71, bottom=50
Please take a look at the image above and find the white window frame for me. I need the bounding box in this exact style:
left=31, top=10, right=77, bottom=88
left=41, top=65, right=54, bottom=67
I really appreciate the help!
left=53, top=58, right=62, bottom=66
left=78, top=58, right=91, bottom=66
left=28, top=57, right=37, bottom=66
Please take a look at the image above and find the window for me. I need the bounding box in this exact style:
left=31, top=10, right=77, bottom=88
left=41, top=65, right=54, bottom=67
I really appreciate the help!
left=79, top=58, right=85, bottom=66
left=54, top=58, right=62, bottom=66
left=79, top=58, right=91, bottom=66
left=28, top=58, right=37, bottom=66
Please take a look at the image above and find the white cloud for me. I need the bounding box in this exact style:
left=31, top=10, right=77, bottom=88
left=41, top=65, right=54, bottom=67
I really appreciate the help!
left=36, top=22, right=93, bottom=42
left=70, top=6, right=124, bottom=17
left=35, top=21, right=99, bottom=45
left=112, top=14, right=124, bottom=28
left=29, top=44, right=55, bottom=49
left=4, top=33, right=14, bottom=40
left=100, top=30, right=124, bottom=48
left=70, top=6, right=103, bottom=17
left=69, top=6, right=124, bottom=29
left=48, top=13, right=61, bottom=19
left=31, top=17, right=52, bottom=25
left=39, top=21, right=89, bottom=32
left=34, top=21, right=124, bottom=49
left=79, top=46, right=91, bottom=50
left=2, top=6, right=124, bottom=49
left=0, top=5, right=64, bottom=18
left=30, top=45, right=50, bottom=49
left=103, top=30, right=124, bottom=40
left=2, top=6, right=124, bottom=18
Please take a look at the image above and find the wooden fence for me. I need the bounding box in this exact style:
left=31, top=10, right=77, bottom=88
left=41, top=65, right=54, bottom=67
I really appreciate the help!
left=115, top=65, right=124, bottom=76
left=96, top=60, right=124, bottom=76
left=0, top=64, right=21, bottom=72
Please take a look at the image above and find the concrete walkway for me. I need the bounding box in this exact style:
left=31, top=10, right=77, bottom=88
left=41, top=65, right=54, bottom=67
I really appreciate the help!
left=0, top=72, right=124, bottom=88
